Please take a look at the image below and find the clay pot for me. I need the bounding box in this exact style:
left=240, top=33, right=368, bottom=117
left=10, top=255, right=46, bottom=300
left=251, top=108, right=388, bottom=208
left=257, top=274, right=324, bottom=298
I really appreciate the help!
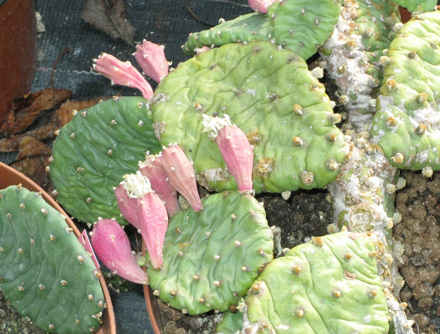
left=0, top=162, right=117, bottom=334
left=0, top=0, right=37, bottom=124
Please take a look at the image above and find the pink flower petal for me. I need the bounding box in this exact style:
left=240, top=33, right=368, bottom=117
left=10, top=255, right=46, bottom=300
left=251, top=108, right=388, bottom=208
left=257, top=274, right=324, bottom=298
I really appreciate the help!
left=93, top=53, right=153, bottom=100
left=139, top=155, right=180, bottom=217
left=248, top=0, right=277, bottom=13
left=134, top=40, right=169, bottom=84
left=91, top=219, right=148, bottom=285
left=160, top=145, right=203, bottom=212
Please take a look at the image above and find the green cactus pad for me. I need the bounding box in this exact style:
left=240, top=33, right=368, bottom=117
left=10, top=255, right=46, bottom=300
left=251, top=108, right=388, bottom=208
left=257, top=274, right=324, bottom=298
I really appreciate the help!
left=244, top=232, right=389, bottom=334
left=216, top=310, right=243, bottom=334
left=0, top=185, right=105, bottom=334
left=370, top=12, right=440, bottom=170
left=182, top=12, right=274, bottom=56
left=393, top=0, right=437, bottom=13
left=146, top=191, right=274, bottom=315
left=50, top=96, right=161, bottom=225
left=151, top=41, right=348, bottom=193
left=268, top=0, right=342, bottom=60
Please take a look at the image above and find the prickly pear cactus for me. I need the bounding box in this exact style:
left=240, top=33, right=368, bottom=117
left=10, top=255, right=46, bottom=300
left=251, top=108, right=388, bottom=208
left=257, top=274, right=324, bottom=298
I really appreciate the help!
left=320, top=0, right=401, bottom=128
left=370, top=11, right=440, bottom=171
left=0, top=185, right=105, bottom=334
left=146, top=191, right=274, bottom=315
left=267, top=0, right=342, bottom=60
left=183, top=12, right=274, bottom=55
left=151, top=41, right=348, bottom=193
left=242, top=232, right=390, bottom=334
left=50, top=96, right=161, bottom=225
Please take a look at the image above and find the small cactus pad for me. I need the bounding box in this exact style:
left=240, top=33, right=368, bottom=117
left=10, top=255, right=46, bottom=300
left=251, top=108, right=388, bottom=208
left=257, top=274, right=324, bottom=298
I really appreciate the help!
left=50, top=97, right=161, bottom=225
left=370, top=12, right=440, bottom=170
left=183, top=12, right=274, bottom=55
left=267, top=0, right=342, bottom=60
left=243, top=232, right=389, bottom=334
left=146, top=191, right=274, bottom=315
left=393, top=0, right=437, bottom=13
left=0, top=185, right=105, bottom=334
left=216, top=309, right=244, bottom=334
left=151, top=41, right=348, bottom=193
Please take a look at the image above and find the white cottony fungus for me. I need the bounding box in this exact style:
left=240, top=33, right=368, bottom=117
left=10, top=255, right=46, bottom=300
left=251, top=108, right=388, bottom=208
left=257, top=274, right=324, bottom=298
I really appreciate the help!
left=91, top=219, right=148, bottom=285
left=248, top=0, right=277, bottom=13
left=114, top=171, right=169, bottom=269
left=93, top=53, right=153, bottom=100
left=134, top=40, right=169, bottom=84
left=160, top=144, right=203, bottom=212
left=203, top=114, right=254, bottom=192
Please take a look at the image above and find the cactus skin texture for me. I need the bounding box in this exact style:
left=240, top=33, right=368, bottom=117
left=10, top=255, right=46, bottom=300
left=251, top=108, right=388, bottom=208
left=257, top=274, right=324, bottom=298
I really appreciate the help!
left=268, top=0, right=342, bottom=60
left=216, top=309, right=243, bottom=334
left=320, top=0, right=401, bottom=128
left=145, top=191, right=274, bottom=315
left=151, top=41, right=348, bottom=194
left=0, top=185, right=105, bottom=334
left=182, top=12, right=274, bottom=56
left=393, top=0, right=437, bottom=13
left=370, top=12, right=440, bottom=171
left=50, top=96, right=162, bottom=225
left=242, top=232, right=389, bottom=334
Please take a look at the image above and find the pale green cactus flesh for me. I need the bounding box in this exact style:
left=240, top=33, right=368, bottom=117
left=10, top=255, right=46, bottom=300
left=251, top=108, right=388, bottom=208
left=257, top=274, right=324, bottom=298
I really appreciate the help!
left=50, top=97, right=161, bottom=225
left=243, top=232, right=390, bottom=334
left=0, top=185, right=105, bottom=334
left=268, top=0, right=342, bottom=60
left=370, top=11, right=440, bottom=170
left=216, top=309, right=243, bottom=334
left=393, top=0, right=437, bottom=13
left=146, top=191, right=274, bottom=315
left=183, top=12, right=274, bottom=55
left=151, top=41, right=348, bottom=193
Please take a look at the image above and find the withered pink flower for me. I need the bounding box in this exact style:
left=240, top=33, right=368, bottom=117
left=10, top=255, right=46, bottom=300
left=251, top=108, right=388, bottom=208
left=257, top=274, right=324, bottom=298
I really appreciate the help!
left=160, top=144, right=203, bottom=212
left=116, top=172, right=169, bottom=269
left=134, top=40, right=169, bottom=84
left=139, top=155, right=180, bottom=217
left=203, top=114, right=254, bottom=193
left=93, top=53, right=153, bottom=100
left=91, top=218, right=148, bottom=285
left=248, top=0, right=277, bottom=13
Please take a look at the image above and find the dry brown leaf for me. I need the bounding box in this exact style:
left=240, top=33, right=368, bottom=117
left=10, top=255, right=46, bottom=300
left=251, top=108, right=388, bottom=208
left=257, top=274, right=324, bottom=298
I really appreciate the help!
left=56, top=97, right=108, bottom=126
left=81, top=0, right=136, bottom=46
left=0, top=87, right=72, bottom=135
left=0, top=116, right=59, bottom=152
left=11, top=136, right=53, bottom=194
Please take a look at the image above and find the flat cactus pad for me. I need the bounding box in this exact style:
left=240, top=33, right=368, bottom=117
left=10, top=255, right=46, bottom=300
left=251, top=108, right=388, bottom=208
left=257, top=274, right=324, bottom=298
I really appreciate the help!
left=50, top=97, right=161, bottom=225
left=151, top=41, right=348, bottom=193
left=146, top=191, right=274, bottom=315
left=243, top=232, right=389, bottom=334
left=268, top=0, right=342, bottom=60
left=0, top=185, right=105, bottom=334
left=370, top=11, right=440, bottom=170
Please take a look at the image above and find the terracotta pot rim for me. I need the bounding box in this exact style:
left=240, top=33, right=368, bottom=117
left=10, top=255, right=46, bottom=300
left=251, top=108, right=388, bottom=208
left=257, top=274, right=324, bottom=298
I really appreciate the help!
left=0, top=162, right=117, bottom=334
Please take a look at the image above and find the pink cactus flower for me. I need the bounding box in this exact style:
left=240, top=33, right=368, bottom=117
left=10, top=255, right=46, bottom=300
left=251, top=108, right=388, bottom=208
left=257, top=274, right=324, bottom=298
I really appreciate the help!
left=134, top=40, right=169, bottom=84
left=93, top=53, right=154, bottom=100
left=139, top=155, right=180, bottom=217
left=248, top=0, right=277, bottom=13
left=116, top=172, right=169, bottom=269
left=91, top=218, right=149, bottom=285
left=160, top=144, right=203, bottom=212
left=203, top=114, right=254, bottom=193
